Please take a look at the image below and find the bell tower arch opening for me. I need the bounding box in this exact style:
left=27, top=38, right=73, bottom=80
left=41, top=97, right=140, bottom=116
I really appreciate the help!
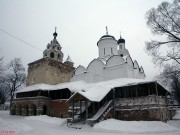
left=50, top=52, right=54, bottom=58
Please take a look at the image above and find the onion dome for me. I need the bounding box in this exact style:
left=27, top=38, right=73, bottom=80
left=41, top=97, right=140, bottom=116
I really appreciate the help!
left=118, top=35, right=125, bottom=44
left=53, top=27, right=58, bottom=39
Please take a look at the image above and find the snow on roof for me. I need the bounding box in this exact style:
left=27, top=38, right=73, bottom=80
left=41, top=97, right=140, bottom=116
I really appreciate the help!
left=70, top=78, right=154, bottom=102
left=15, top=81, right=87, bottom=94
left=16, top=78, right=157, bottom=102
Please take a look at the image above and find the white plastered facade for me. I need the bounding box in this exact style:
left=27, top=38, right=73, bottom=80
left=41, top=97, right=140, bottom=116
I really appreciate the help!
left=71, top=34, right=145, bottom=83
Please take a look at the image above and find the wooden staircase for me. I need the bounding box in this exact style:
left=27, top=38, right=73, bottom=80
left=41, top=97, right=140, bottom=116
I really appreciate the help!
left=86, top=100, right=113, bottom=126
left=67, top=101, right=91, bottom=123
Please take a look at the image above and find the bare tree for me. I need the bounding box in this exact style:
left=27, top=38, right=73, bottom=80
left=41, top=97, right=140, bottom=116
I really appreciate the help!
left=0, top=57, right=4, bottom=76
left=0, top=84, right=9, bottom=104
left=157, top=64, right=180, bottom=104
left=0, top=57, right=6, bottom=104
left=4, top=58, right=26, bottom=111
left=145, top=0, right=180, bottom=66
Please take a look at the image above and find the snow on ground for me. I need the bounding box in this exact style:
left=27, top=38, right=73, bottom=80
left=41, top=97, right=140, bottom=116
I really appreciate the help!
left=173, top=110, right=180, bottom=119
left=1, top=110, right=180, bottom=135
left=167, top=110, right=180, bottom=128
left=94, top=119, right=177, bottom=134
left=25, top=115, right=66, bottom=126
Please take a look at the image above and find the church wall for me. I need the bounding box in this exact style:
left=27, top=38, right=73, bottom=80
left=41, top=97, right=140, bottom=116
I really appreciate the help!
left=104, top=64, right=128, bottom=80
left=74, top=66, right=86, bottom=75
left=26, top=59, right=48, bottom=86
left=26, top=58, right=74, bottom=86
left=86, top=72, right=104, bottom=83
left=86, top=59, right=104, bottom=83
left=105, top=55, right=125, bottom=68
left=139, top=73, right=145, bottom=79
left=71, top=61, right=139, bottom=83
left=127, top=65, right=134, bottom=78
left=70, top=73, right=87, bottom=82
left=133, top=68, right=140, bottom=79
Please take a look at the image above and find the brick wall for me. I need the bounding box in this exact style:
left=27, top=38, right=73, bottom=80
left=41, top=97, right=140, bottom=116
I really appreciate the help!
left=50, top=100, right=70, bottom=118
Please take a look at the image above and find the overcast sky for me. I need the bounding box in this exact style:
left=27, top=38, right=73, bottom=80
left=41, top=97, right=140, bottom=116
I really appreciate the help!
left=0, top=0, right=172, bottom=79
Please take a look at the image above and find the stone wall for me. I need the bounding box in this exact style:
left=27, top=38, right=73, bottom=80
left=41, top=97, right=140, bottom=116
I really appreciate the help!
left=114, top=95, right=170, bottom=121
left=115, top=95, right=167, bottom=107
left=115, top=108, right=169, bottom=121
left=26, top=58, right=75, bottom=86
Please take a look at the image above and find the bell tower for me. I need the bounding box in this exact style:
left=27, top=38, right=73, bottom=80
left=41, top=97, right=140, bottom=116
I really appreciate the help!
left=26, top=28, right=75, bottom=86
left=43, top=27, right=64, bottom=62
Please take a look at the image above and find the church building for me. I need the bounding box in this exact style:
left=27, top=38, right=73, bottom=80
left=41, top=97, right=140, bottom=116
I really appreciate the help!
left=71, top=28, right=145, bottom=83
left=12, top=28, right=173, bottom=125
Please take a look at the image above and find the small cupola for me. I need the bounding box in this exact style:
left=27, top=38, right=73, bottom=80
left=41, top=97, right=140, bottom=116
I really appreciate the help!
left=117, top=34, right=129, bottom=56
left=118, top=35, right=125, bottom=44
left=64, top=55, right=74, bottom=67
left=53, top=29, right=58, bottom=39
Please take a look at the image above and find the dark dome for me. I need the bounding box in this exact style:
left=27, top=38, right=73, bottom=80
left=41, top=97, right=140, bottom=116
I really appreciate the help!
left=118, top=38, right=125, bottom=44
left=53, top=32, right=58, bottom=38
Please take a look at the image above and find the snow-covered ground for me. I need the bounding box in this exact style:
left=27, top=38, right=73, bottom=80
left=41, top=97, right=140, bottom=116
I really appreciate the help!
left=0, top=110, right=180, bottom=135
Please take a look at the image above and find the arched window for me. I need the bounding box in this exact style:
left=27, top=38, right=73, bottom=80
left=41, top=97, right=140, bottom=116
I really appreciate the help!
left=58, top=53, right=60, bottom=59
left=50, top=52, right=54, bottom=58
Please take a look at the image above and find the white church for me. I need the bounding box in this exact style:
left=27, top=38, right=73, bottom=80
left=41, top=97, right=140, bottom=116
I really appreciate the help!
left=71, top=28, right=145, bottom=83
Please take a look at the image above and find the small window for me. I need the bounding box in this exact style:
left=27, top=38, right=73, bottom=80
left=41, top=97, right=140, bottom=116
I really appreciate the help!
left=111, top=48, right=113, bottom=54
left=104, top=48, right=105, bottom=55
left=120, top=45, right=122, bottom=49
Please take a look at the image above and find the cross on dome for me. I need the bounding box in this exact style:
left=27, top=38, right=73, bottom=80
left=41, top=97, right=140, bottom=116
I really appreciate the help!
left=105, top=26, right=108, bottom=35
left=53, top=27, right=58, bottom=39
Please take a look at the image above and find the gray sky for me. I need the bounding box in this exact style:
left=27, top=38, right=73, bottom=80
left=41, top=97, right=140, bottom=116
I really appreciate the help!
left=0, top=0, right=171, bottom=79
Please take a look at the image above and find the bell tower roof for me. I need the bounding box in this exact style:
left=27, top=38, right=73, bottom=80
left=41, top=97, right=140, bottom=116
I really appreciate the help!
left=43, top=28, right=64, bottom=62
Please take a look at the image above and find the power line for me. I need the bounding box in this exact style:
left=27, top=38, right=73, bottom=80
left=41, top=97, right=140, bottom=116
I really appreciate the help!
left=0, top=28, right=43, bottom=52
